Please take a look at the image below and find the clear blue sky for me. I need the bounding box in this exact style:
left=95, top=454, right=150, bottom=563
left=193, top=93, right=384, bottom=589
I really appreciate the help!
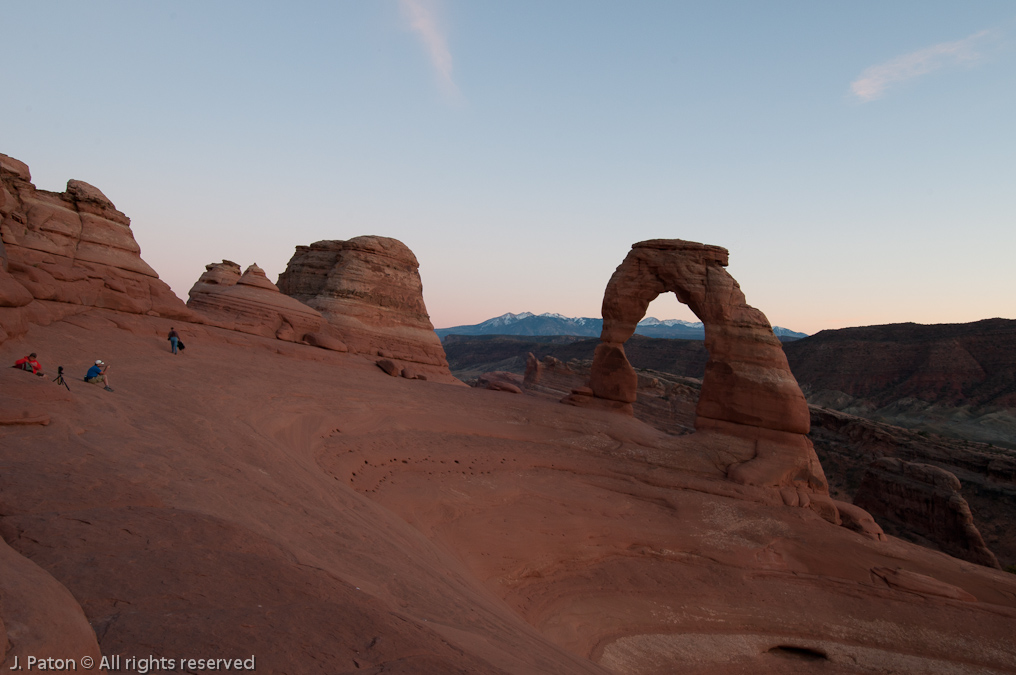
left=3, top=1, right=1014, bottom=333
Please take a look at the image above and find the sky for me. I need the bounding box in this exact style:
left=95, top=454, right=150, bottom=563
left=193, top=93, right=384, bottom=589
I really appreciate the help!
left=2, top=1, right=1014, bottom=334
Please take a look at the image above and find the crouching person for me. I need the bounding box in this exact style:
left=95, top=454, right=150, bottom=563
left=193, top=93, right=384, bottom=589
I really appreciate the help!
left=85, top=359, right=113, bottom=392
left=14, top=353, right=45, bottom=377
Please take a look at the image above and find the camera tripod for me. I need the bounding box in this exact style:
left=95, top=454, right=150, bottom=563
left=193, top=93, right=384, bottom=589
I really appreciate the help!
left=53, top=366, right=70, bottom=391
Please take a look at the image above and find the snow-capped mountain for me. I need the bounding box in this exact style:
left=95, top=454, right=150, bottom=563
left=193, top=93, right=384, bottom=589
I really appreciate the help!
left=435, top=312, right=602, bottom=339
left=638, top=316, right=703, bottom=328
left=435, top=313, right=806, bottom=340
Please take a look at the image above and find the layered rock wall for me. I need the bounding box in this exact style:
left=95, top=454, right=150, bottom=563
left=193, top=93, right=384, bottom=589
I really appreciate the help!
left=187, top=261, right=330, bottom=344
left=277, top=236, right=455, bottom=381
left=854, top=457, right=1000, bottom=568
left=0, top=153, right=194, bottom=343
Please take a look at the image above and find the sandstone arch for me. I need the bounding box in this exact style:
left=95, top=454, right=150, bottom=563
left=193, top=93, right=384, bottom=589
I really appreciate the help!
left=580, top=239, right=829, bottom=496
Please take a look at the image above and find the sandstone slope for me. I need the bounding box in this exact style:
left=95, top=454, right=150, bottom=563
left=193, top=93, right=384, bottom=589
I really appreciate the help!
left=3, top=314, right=1016, bottom=674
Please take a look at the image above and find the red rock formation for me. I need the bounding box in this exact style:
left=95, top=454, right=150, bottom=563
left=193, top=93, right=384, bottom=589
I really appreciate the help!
left=568, top=239, right=830, bottom=511
left=854, top=457, right=1000, bottom=568
left=187, top=261, right=326, bottom=342
left=475, top=371, right=524, bottom=394
left=376, top=358, right=400, bottom=377
left=588, top=240, right=807, bottom=432
left=0, top=153, right=194, bottom=343
left=834, top=500, right=887, bottom=541
left=523, top=351, right=542, bottom=386
left=277, top=236, right=457, bottom=383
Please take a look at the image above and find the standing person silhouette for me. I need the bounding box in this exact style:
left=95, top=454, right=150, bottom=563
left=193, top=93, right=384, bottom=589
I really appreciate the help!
left=168, top=327, right=180, bottom=354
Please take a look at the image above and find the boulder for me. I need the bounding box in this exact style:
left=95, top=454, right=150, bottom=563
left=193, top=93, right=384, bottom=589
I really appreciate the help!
left=277, top=236, right=456, bottom=383
left=187, top=262, right=324, bottom=342
left=476, top=371, right=524, bottom=394
left=302, top=331, right=348, bottom=353
left=376, top=358, right=400, bottom=377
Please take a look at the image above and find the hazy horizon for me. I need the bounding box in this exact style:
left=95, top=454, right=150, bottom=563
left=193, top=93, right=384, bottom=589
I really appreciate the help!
left=3, top=1, right=1014, bottom=335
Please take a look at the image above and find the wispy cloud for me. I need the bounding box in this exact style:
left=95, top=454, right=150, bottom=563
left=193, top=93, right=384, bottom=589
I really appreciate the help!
left=851, top=30, right=993, bottom=102
left=399, top=0, right=460, bottom=101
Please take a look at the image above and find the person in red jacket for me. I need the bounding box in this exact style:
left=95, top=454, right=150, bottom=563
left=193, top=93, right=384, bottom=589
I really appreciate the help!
left=13, top=352, right=45, bottom=377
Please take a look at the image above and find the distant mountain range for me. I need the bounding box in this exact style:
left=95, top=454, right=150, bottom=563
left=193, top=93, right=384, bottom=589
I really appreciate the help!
left=435, top=312, right=807, bottom=341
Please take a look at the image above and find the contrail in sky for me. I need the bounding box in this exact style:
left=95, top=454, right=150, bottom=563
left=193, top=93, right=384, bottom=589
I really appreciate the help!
left=399, top=0, right=461, bottom=101
left=851, top=30, right=993, bottom=102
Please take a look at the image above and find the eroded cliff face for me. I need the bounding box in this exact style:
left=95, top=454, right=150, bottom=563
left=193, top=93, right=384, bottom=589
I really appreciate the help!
left=854, top=457, right=1000, bottom=568
left=0, top=153, right=195, bottom=343
left=277, top=236, right=456, bottom=382
left=808, top=406, right=1015, bottom=567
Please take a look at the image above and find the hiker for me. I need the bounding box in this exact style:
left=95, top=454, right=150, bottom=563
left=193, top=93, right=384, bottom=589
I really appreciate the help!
left=168, top=327, right=180, bottom=354
left=13, top=353, right=45, bottom=377
left=85, top=359, right=114, bottom=392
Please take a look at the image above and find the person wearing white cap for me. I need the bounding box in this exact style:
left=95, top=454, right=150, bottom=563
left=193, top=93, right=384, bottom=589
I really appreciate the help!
left=84, top=359, right=113, bottom=392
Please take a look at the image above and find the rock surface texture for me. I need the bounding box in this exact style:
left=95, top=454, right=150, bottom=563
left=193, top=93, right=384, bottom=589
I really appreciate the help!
left=0, top=536, right=104, bottom=669
left=0, top=153, right=194, bottom=343
left=187, top=261, right=326, bottom=342
left=277, top=236, right=456, bottom=383
left=854, top=457, right=1000, bottom=568
left=5, top=318, right=1016, bottom=674
left=568, top=239, right=830, bottom=507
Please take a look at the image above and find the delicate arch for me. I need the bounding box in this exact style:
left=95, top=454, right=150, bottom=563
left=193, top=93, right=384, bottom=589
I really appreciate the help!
left=590, top=239, right=809, bottom=433
left=580, top=239, right=828, bottom=494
